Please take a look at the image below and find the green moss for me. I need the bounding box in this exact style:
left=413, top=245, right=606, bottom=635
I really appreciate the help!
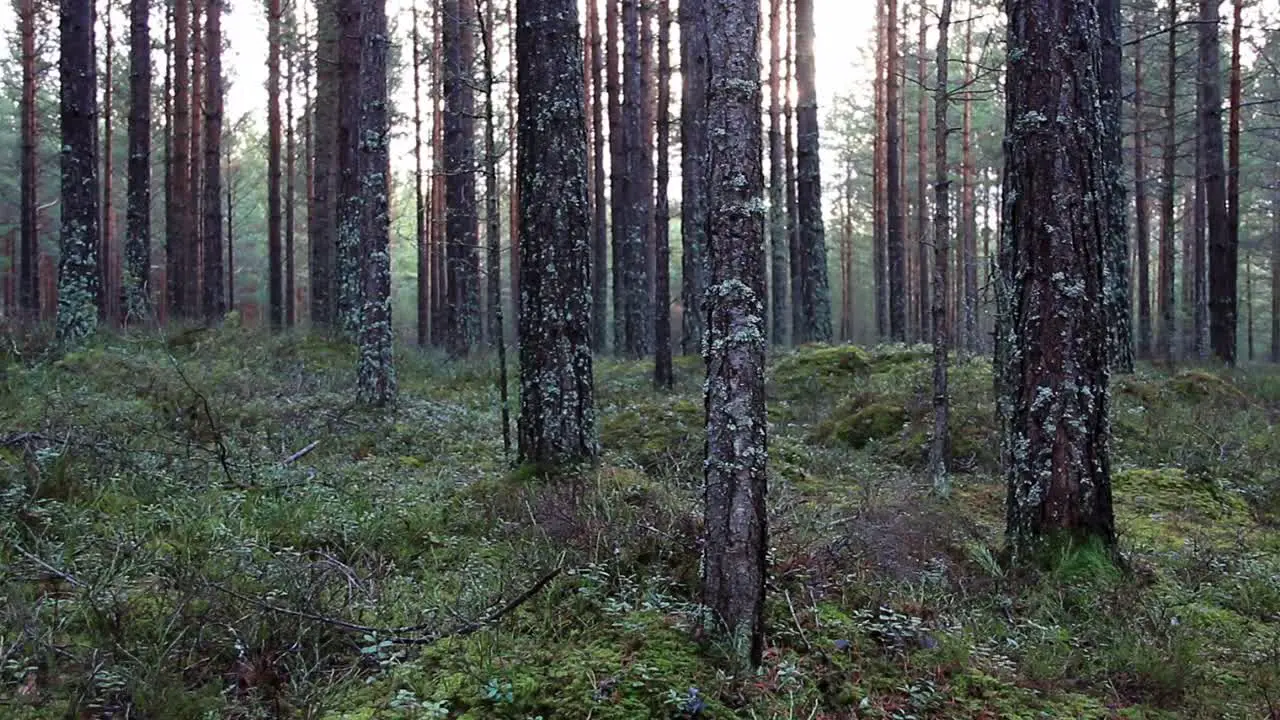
left=815, top=396, right=908, bottom=448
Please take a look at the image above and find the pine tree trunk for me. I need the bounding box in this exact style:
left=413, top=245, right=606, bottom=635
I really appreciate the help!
left=514, top=0, right=597, bottom=464
left=783, top=0, right=799, bottom=342
left=413, top=1, right=427, bottom=345
left=678, top=0, right=708, bottom=355
left=915, top=2, right=929, bottom=344
left=201, top=0, right=223, bottom=322
left=169, top=0, right=190, bottom=318
left=19, top=0, right=40, bottom=318
left=58, top=0, right=102, bottom=340
left=961, top=12, right=977, bottom=354
left=285, top=38, right=296, bottom=328
left=301, top=0, right=311, bottom=321
left=268, top=0, right=283, bottom=328
left=1101, top=0, right=1132, bottom=372
left=767, top=0, right=787, bottom=345
left=310, top=0, right=338, bottom=329
left=640, top=0, right=656, bottom=319
left=588, top=0, right=609, bottom=352
left=101, top=2, right=115, bottom=323
left=792, top=0, right=830, bottom=344
left=617, top=0, right=649, bottom=357
left=998, top=0, right=1115, bottom=560
left=872, top=0, right=887, bottom=340
left=653, top=0, right=673, bottom=388
left=1271, top=182, right=1279, bottom=363
left=226, top=136, right=234, bottom=309
left=1133, top=21, right=1152, bottom=360
left=1219, top=0, right=1242, bottom=365
left=187, top=0, right=203, bottom=312
left=444, top=0, right=479, bottom=355
left=124, top=0, right=151, bottom=321
left=355, top=0, right=395, bottom=405
left=701, top=0, right=767, bottom=669
left=929, top=0, right=951, bottom=495
left=885, top=0, right=905, bottom=341
left=482, top=0, right=500, bottom=349
left=431, top=0, right=447, bottom=345
left=1158, top=0, right=1176, bottom=364
left=161, top=2, right=171, bottom=322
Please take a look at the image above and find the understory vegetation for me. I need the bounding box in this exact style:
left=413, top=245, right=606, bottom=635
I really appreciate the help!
left=2, top=327, right=1279, bottom=718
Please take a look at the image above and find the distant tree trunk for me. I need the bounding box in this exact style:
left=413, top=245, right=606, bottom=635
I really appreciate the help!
left=355, top=0, right=395, bottom=405
left=792, top=0, right=830, bottom=344
left=58, top=0, right=102, bottom=341
left=124, top=0, right=151, bottom=321
left=515, top=0, right=598, bottom=465
left=444, top=0, right=479, bottom=355
left=1199, top=0, right=1230, bottom=364
left=431, top=0, right=447, bottom=345
left=885, top=0, right=905, bottom=341
left=841, top=156, right=854, bottom=340
left=161, top=2, right=171, bottom=321
left=679, top=0, right=708, bottom=355
left=101, top=2, right=115, bottom=323
left=310, top=0, right=338, bottom=328
left=872, top=0, right=887, bottom=340
left=998, top=0, right=1115, bottom=560
left=653, top=0, right=673, bottom=388
left=784, top=0, right=800, bottom=341
left=701, top=0, right=766, bottom=670
left=639, top=0, right=656, bottom=318
left=19, top=0, right=39, bottom=318
left=930, top=0, right=951, bottom=495
left=1159, top=0, right=1177, bottom=364
left=336, top=0, right=364, bottom=335
left=187, top=0, right=203, bottom=312
left=413, top=1, right=427, bottom=345
left=506, top=0, right=519, bottom=341
left=268, top=0, right=283, bottom=328
left=301, top=0, right=311, bottom=322
left=481, top=0, right=501, bottom=350
left=1133, top=22, right=1152, bottom=360
left=1271, top=182, right=1279, bottom=363
left=201, top=0, right=223, bottom=322
left=1220, top=0, right=1242, bottom=365
left=169, top=0, right=191, bottom=318
left=1245, top=250, right=1253, bottom=361
left=914, top=2, right=929, bottom=344
left=767, top=0, right=787, bottom=345
left=1100, top=0, right=1132, bottom=372
left=960, top=13, right=977, bottom=354
left=285, top=38, right=297, bottom=328
left=226, top=137, right=234, bottom=309
left=588, top=0, right=609, bottom=352
left=617, top=0, right=649, bottom=357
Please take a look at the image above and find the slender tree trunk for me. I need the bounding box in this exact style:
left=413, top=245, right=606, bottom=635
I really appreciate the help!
left=1158, top=5, right=1176, bottom=365
left=413, top=1, right=427, bottom=344
left=101, top=1, right=115, bottom=322
left=701, top=0, right=767, bottom=669
left=481, top=0, right=500, bottom=350
left=310, top=0, right=338, bottom=328
left=873, top=0, right=887, bottom=340
left=915, top=1, right=929, bottom=344
left=1271, top=182, right=1279, bottom=363
left=124, top=0, right=151, bottom=321
left=169, top=0, right=191, bottom=317
left=767, top=0, right=787, bottom=345
left=679, top=0, right=708, bottom=355
left=431, top=0, right=447, bottom=345
left=226, top=136, right=234, bottom=309
left=617, top=0, right=649, bottom=357
left=514, top=0, right=597, bottom=464
left=356, top=0, right=395, bottom=405
left=653, top=0, right=673, bottom=387
left=506, top=0, right=519, bottom=341
left=885, top=0, right=905, bottom=341
left=1199, top=0, right=1230, bottom=363
left=58, top=0, right=102, bottom=340
left=1219, top=0, right=1242, bottom=365
left=160, top=2, right=171, bottom=322
left=792, top=0, right=830, bottom=344
left=336, top=0, right=364, bottom=334
left=784, top=0, right=800, bottom=341
left=640, top=0, right=656, bottom=320
left=285, top=37, right=296, bottom=327
left=268, top=0, right=283, bottom=328
left=444, top=0, right=479, bottom=355
left=1101, top=0, right=1132, bottom=372
left=201, top=0, right=223, bottom=322
left=588, top=0, right=609, bottom=352
left=998, top=0, right=1115, bottom=561
left=301, top=0, right=311, bottom=322
left=930, top=0, right=951, bottom=495
left=188, top=0, right=203, bottom=312
left=1133, top=22, right=1152, bottom=360
left=1245, top=250, right=1253, bottom=361
left=19, top=0, right=40, bottom=319
left=961, top=12, right=977, bottom=354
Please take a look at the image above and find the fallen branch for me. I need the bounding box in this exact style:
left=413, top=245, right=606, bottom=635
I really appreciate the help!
left=281, top=440, right=321, bottom=466
left=10, top=543, right=87, bottom=589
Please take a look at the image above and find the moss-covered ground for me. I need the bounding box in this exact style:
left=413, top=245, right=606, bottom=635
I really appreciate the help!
left=1, top=328, right=1278, bottom=718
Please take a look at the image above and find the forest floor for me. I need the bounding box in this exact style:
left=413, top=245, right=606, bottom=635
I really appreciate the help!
left=1, top=324, right=1279, bottom=719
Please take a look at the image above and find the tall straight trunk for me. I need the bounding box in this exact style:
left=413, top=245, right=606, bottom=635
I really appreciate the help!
left=285, top=29, right=296, bottom=327
left=310, top=0, right=338, bottom=328
left=998, top=0, right=1115, bottom=560
left=679, top=0, right=708, bottom=355
left=1271, top=182, right=1279, bottom=363
left=767, top=0, right=787, bottom=345
left=413, top=1, right=427, bottom=344
left=930, top=0, right=952, bottom=495
left=430, top=0, right=447, bottom=346
left=187, top=0, right=203, bottom=312
left=58, top=0, right=102, bottom=340
left=444, top=0, right=479, bottom=355
left=226, top=135, right=233, bottom=308
left=640, top=0, right=656, bottom=315
left=19, top=0, right=40, bottom=317
left=960, top=12, right=977, bottom=354
left=355, top=0, right=395, bottom=405
left=914, top=1, right=929, bottom=344
left=514, top=0, right=597, bottom=463
left=1199, top=0, right=1230, bottom=362
left=1133, top=23, right=1152, bottom=360
left=1245, top=250, right=1252, bottom=361
left=169, top=0, right=191, bottom=317
left=618, top=0, right=649, bottom=357
left=885, top=0, right=904, bottom=341
left=124, top=0, right=151, bottom=320
left=841, top=157, right=854, bottom=340
left=783, top=0, right=799, bottom=341
left=161, top=2, right=171, bottom=321
left=873, top=0, right=887, bottom=339
left=701, top=0, right=767, bottom=669
left=101, top=2, right=115, bottom=322
left=1158, top=1, right=1176, bottom=364
left=1188, top=181, right=1203, bottom=358
left=1101, top=0, right=1132, bottom=372
left=482, top=0, right=500, bottom=349
left=653, top=0, right=673, bottom=387
left=301, top=0, right=311, bottom=322
left=201, top=0, right=223, bottom=321
left=1220, top=0, right=1243, bottom=365
left=336, top=0, right=364, bottom=334
left=792, top=0, right=830, bottom=343
left=588, top=0, right=608, bottom=352
left=506, top=0, right=519, bottom=341
left=268, top=0, right=284, bottom=328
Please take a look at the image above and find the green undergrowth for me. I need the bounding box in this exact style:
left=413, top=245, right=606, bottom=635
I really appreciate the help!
left=1, top=330, right=1277, bottom=718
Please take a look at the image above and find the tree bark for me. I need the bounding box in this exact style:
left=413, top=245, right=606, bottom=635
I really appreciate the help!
left=169, top=0, right=190, bottom=317
left=885, top=0, right=905, bottom=341
left=201, top=0, right=223, bottom=322
left=310, top=0, right=339, bottom=329
left=930, top=0, right=952, bottom=495
left=268, top=0, right=284, bottom=328
left=101, top=2, right=115, bottom=323
left=915, top=1, right=929, bottom=344
left=998, top=0, right=1116, bottom=560
left=1101, top=0, right=1132, bottom=372
left=961, top=12, right=977, bottom=354
left=187, top=0, right=203, bottom=313
left=1158, top=0, right=1176, bottom=365
left=482, top=0, right=500, bottom=349
left=58, top=0, right=102, bottom=340
left=678, top=0, right=709, bottom=355
left=413, top=1, right=427, bottom=344
left=873, top=0, right=887, bottom=340
left=588, top=0, right=609, bottom=352
left=444, top=0, right=479, bottom=354
left=1133, top=18, right=1152, bottom=360
left=285, top=34, right=296, bottom=327
left=618, top=0, right=650, bottom=357
left=701, top=0, right=767, bottom=669
left=791, top=0, right=830, bottom=344
left=19, top=0, right=39, bottom=318
left=1219, top=0, right=1242, bottom=365
left=653, top=0, right=673, bottom=387
left=767, top=0, right=787, bottom=345
left=124, top=0, right=151, bottom=321
left=515, top=0, right=598, bottom=465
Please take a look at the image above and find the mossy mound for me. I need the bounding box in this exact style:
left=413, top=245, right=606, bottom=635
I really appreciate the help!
left=814, top=395, right=908, bottom=448
left=599, top=396, right=704, bottom=479
left=1114, top=468, right=1254, bottom=550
